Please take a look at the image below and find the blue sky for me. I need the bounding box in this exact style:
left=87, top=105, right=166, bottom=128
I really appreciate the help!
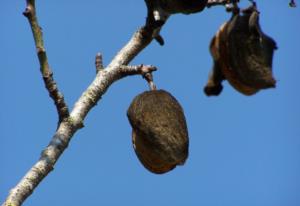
left=1, top=1, right=300, bottom=206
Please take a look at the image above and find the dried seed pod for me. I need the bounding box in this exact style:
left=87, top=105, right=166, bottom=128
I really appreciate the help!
left=127, top=90, right=189, bottom=174
left=204, top=5, right=277, bottom=96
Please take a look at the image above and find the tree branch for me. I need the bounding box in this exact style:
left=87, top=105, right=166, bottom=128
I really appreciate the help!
left=22, top=0, right=69, bottom=123
left=119, top=64, right=157, bottom=76
left=2, top=1, right=159, bottom=206
left=120, top=65, right=158, bottom=90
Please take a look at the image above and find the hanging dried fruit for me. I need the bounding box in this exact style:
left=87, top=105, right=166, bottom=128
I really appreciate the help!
left=127, top=89, right=189, bottom=174
left=204, top=4, right=277, bottom=96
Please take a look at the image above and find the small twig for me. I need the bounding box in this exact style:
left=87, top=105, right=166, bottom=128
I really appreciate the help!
left=95, top=53, right=104, bottom=73
left=143, top=73, right=157, bottom=91
left=206, top=0, right=230, bottom=7
left=3, top=1, right=160, bottom=205
left=22, top=0, right=69, bottom=123
left=119, top=64, right=157, bottom=76
left=119, top=64, right=157, bottom=90
left=206, top=0, right=239, bottom=8
left=155, top=34, right=165, bottom=46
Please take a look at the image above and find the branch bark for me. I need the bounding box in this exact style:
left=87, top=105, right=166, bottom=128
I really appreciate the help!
left=3, top=0, right=252, bottom=205
left=23, top=0, right=69, bottom=123
left=2, top=1, right=159, bottom=206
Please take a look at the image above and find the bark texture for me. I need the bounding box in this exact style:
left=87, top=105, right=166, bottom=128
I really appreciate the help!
left=3, top=0, right=283, bottom=205
left=2, top=1, right=158, bottom=206
left=22, top=0, right=69, bottom=123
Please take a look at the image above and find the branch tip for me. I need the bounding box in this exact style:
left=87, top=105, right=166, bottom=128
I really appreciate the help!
left=289, top=0, right=297, bottom=7
left=95, top=53, right=104, bottom=73
left=22, top=0, right=70, bottom=122
left=155, top=35, right=165, bottom=46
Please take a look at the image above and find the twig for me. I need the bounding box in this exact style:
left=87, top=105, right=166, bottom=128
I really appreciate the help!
left=22, top=0, right=69, bottom=123
left=206, top=0, right=239, bottom=8
left=206, top=0, right=230, bottom=7
left=144, top=73, right=157, bottom=91
left=120, top=64, right=157, bottom=90
left=2, top=1, right=159, bottom=206
left=289, top=0, right=296, bottom=7
left=95, top=53, right=104, bottom=73
left=119, top=64, right=157, bottom=76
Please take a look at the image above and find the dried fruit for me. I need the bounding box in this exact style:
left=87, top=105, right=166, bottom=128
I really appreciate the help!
left=127, top=90, right=189, bottom=174
left=204, top=5, right=277, bottom=96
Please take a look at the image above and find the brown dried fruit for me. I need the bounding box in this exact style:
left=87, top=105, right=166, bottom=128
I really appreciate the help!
left=204, top=5, right=277, bottom=96
left=127, top=90, right=189, bottom=174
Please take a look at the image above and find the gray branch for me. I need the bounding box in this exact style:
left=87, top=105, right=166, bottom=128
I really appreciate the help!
left=2, top=1, right=158, bottom=206
left=23, top=0, right=69, bottom=123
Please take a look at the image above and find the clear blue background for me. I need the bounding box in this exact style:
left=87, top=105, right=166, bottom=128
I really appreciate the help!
left=1, top=1, right=300, bottom=206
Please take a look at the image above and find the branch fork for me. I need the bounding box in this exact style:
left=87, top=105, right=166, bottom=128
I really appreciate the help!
left=22, top=0, right=70, bottom=123
left=119, top=64, right=157, bottom=90
left=6, top=0, right=290, bottom=205
left=3, top=1, right=161, bottom=205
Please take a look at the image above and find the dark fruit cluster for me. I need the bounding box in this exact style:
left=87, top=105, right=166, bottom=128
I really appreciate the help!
left=204, top=5, right=277, bottom=96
